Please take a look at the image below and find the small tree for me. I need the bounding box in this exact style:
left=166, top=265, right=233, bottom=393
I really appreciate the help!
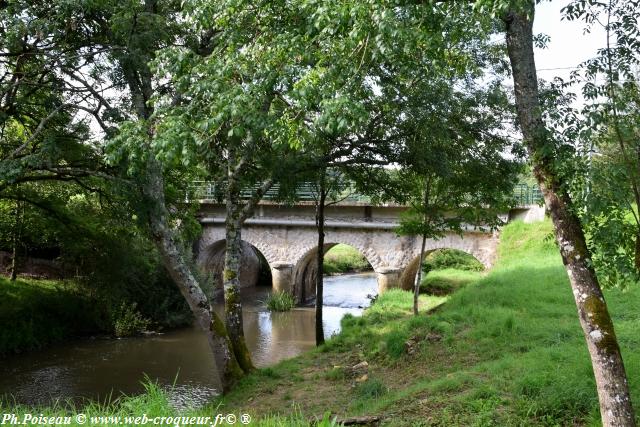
left=394, top=81, right=520, bottom=315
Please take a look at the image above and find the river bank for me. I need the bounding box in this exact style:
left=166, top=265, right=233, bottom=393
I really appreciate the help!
left=0, top=277, right=105, bottom=356
left=0, top=274, right=378, bottom=407
left=0, top=245, right=372, bottom=357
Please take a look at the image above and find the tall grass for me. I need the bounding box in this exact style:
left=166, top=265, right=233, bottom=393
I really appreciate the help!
left=0, top=381, right=175, bottom=426
left=265, top=291, right=296, bottom=312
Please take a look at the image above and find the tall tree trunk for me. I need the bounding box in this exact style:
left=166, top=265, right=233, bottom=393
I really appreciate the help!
left=413, top=184, right=430, bottom=316
left=9, top=243, right=17, bottom=281
left=144, top=156, right=243, bottom=392
left=635, top=231, right=640, bottom=274
left=223, top=215, right=254, bottom=372
left=9, top=201, right=19, bottom=281
left=503, top=5, right=636, bottom=426
left=119, top=53, right=245, bottom=392
left=315, top=172, right=327, bottom=345
left=413, top=233, right=427, bottom=316
left=223, top=152, right=254, bottom=373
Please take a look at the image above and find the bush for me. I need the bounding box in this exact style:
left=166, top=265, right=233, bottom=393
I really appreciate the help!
left=423, top=249, right=484, bottom=272
left=265, top=291, right=295, bottom=312
left=420, top=269, right=483, bottom=296
left=112, top=302, right=151, bottom=337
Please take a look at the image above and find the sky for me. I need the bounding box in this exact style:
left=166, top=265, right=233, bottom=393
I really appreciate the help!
left=533, top=0, right=606, bottom=82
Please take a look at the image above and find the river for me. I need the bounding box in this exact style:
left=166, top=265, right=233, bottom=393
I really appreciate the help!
left=0, top=273, right=377, bottom=408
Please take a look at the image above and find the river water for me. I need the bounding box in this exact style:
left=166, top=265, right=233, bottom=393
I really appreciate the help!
left=0, top=273, right=377, bottom=407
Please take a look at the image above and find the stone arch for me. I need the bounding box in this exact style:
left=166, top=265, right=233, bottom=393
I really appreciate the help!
left=291, top=241, right=376, bottom=303
left=291, top=233, right=386, bottom=273
left=198, top=225, right=283, bottom=269
left=398, top=246, right=486, bottom=291
left=200, top=239, right=273, bottom=292
left=231, top=231, right=281, bottom=268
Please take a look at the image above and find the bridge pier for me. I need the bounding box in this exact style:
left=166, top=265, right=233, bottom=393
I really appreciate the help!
left=376, top=267, right=402, bottom=293
left=271, top=262, right=294, bottom=294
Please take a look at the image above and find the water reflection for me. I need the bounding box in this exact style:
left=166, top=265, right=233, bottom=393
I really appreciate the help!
left=0, top=273, right=377, bottom=406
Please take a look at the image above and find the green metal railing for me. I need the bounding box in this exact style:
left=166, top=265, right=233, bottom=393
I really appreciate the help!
left=189, top=181, right=371, bottom=203
left=512, top=183, right=543, bottom=206
left=191, top=181, right=542, bottom=207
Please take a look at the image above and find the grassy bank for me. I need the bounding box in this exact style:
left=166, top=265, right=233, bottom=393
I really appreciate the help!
left=0, top=277, right=104, bottom=355
left=420, top=268, right=483, bottom=295
left=0, top=275, right=188, bottom=355
left=323, top=244, right=372, bottom=274
left=213, top=220, right=640, bottom=425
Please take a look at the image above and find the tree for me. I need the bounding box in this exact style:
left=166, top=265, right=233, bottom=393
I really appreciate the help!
left=561, top=0, right=640, bottom=286
left=0, top=0, right=113, bottom=283
left=491, top=0, right=636, bottom=424
left=0, top=0, right=246, bottom=390
left=294, top=100, right=396, bottom=345
left=393, top=80, right=520, bottom=315
left=310, top=167, right=389, bottom=346
left=151, top=0, right=401, bottom=358
left=94, top=0, right=246, bottom=390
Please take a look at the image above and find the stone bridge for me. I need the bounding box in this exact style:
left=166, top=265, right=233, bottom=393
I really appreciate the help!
left=195, top=201, right=544, bottom=303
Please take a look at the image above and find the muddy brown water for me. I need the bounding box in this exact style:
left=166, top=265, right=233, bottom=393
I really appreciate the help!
left=0, top=273, right=377, bottom=408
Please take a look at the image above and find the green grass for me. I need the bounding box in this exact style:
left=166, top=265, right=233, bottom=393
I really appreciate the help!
left=265, top=291, right=296, bottom=312
left=212, top=220, right=640, bottom=425
left=420, top=268, right=484, bottom=296
left=1, top=379, right=342, bottom=427
left=323, top=244, right=372, bottom=274
left=0, top=277, right=105, bottom=355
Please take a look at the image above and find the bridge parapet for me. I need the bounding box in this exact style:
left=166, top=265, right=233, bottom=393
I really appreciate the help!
left=191, top=181, right=544, bottom=209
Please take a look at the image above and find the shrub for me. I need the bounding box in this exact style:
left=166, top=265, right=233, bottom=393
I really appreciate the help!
left=420, top=269, right=483, bottom=296
left=265, top=291, right=295, bottom=312
left=424, top=249, right=484, bottom=272
left=112, top=302, right=151, bottom=337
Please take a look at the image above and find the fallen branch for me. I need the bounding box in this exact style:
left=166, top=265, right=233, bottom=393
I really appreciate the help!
left=311, top=415, right=381, bottom=426
left=339, top=416, right=382, bottom=425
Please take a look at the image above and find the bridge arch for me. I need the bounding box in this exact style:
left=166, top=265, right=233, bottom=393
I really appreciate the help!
left=200, top=239, right=272, bottom=292
left=292, top=242, right=376, bottom=303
